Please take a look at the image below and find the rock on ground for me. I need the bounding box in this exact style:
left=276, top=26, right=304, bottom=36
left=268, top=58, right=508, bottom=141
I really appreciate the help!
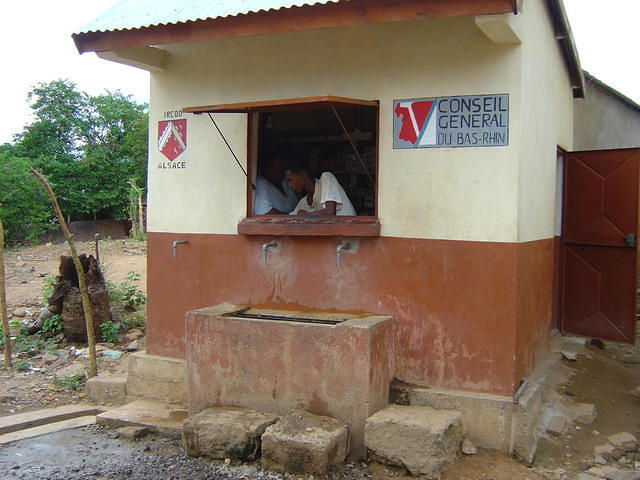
left=55, top=362, right=86, bottom=379
left=607, top=432, right=638, bottom=452
left=594, top=443, right=616, bottom=458
left=117, top=426, right=149, bottom=440
left=365, top=405, right=463, bottom=478
left=569, top=403, right=597, bottom=424
left=461, top=438, right=478, bottom=455
left=547, top=415, right=568, bottom=436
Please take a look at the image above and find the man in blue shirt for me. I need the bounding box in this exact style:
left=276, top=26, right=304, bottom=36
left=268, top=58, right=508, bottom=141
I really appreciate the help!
left=254, top=156, right=298, bottom=215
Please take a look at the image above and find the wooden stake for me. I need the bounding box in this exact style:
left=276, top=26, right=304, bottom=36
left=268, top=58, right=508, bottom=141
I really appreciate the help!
left=30, top=169, right=97, bottom=377
left=0, top=217, right=11, bottom=370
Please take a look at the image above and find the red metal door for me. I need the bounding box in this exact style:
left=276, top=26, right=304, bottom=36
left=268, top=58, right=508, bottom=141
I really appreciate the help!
left=561, top=148, right=640, bottom=343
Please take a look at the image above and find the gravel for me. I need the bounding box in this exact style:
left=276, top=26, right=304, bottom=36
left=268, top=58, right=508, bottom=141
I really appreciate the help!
left=0, top=425, right=376, bottom=480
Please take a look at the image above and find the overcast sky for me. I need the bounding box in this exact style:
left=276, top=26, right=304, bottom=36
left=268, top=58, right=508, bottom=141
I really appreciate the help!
left=0, top=0, right=638, bottom=145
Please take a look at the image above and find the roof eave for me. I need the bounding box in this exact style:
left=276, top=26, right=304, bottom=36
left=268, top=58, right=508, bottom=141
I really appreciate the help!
left=545, top=0, right=585, bottom=99
left=73, top=0, right=517, bottom=54
left=584, top=71, right=640, bottom=113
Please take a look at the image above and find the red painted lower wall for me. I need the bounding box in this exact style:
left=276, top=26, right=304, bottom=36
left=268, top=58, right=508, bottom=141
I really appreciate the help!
left=146, top=232, right=554, bottom=396
left=514, top=238, right=555, bottom=387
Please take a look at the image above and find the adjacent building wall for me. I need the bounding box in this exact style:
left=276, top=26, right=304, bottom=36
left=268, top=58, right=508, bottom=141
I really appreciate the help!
left=574, top=76, right=640, bottom=150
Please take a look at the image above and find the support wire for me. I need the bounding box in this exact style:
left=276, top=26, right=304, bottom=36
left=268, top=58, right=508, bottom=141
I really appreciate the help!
left=330, top=105, right=375, bottom=187
left=207, top=113, right=255, bottom=190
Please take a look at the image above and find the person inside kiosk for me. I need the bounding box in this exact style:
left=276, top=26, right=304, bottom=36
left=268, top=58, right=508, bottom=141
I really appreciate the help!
left=286, top=161, right=356, bottom=216
left=254, top=155, right=299, bottom=215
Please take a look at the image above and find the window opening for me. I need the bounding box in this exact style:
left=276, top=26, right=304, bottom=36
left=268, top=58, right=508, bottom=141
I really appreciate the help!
left=254, top=105, right=377, bottom=216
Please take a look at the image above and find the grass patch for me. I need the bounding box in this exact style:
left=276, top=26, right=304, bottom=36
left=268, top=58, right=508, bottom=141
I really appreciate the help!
left=14, top=359, right=30, bottom=371
left=53, top=373, right=85, bottom=390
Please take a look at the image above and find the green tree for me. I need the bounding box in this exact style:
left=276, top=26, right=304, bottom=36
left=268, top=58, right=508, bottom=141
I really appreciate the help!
left=3, top=80, right=148, bottom=243
left=0, top=146, right=53, bottom=244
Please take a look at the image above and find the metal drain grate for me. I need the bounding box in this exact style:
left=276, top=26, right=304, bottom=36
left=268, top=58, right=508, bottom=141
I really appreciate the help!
left=231, top=311, right=347, bottom=325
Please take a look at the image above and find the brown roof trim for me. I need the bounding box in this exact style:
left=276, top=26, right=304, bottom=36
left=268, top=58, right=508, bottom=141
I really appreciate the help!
left=584, top=71, right=640, bottom=113
left=545, top=0, right=585, bottom=98
left=73, top=0, right=517, bottom=54
left=183, top=96, right=379, bottom=114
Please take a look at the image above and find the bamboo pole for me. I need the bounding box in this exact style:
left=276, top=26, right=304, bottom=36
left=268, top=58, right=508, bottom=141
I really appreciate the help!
left=0, top=217, right=11, bottom=370
left=127, top=181, right=144, bottom=237
left=30, top=169, right=97, bottom=377
left=138, top=191, right=144, bottom=235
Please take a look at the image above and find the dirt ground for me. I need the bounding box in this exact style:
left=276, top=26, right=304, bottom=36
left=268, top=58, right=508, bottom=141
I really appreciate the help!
left=0, top=239, right=146, bottom=416
left=1, top=240, right=640, bottom=480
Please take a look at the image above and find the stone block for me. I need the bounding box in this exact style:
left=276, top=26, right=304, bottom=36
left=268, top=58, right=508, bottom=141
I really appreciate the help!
left=261, top=410, right=349, bottom=475
left=86, top=374, right=127, bottom=404
left=182, top=407, right=278, bottom=461
left=127, top=352, right=186, bottom=405
left=607, top=432, right=638, bottom=452
left=365, top=405, right=463, bottom=478
left=390, top=383, right=512, bottom=451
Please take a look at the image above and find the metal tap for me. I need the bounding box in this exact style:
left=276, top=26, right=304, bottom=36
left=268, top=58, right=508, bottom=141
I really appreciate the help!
left=336, top=242, right=351, bottom=266
left=262, top=240, right=278, bottom=264
left=172, top=240, right=188, bottom=260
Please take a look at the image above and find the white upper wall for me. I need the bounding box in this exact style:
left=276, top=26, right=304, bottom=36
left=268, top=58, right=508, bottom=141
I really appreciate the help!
left=146, top=8, right=573, bottom=243
left=516, top=0, right=574, bottom=242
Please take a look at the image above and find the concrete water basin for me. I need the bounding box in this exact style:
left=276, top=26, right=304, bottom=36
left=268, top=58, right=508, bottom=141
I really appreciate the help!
left=185, top=303, right=394, bottom=459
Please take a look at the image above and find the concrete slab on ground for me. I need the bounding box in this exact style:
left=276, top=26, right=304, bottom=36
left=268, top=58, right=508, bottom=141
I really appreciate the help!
left=0, top=416, right=96, bottom=445
left=0, top=404, right=102, bottom=435
left=97, top=400, right=188, bottom=437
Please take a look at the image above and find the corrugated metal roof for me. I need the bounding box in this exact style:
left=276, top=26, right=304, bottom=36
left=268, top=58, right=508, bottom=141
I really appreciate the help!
left=75, top=0, right=345, bottom=34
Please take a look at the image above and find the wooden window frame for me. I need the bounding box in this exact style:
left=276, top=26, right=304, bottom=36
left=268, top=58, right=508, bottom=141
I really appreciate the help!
left=184, top=96, right=381, bottom=237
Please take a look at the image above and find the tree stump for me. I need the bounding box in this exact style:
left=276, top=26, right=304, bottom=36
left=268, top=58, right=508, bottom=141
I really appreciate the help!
left=49, top=255, right=111, bottom=343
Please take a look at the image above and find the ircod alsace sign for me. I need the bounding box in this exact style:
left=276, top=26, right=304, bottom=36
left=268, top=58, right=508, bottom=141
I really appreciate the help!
left=157, top=116, right=187, bottom=169
left=393, top=94, right=509, bottom=149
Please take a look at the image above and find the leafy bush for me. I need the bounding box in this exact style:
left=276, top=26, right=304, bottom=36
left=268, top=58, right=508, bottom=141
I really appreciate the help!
left=99, top=320, right=119, bottom=343
left=107, top=271, right=146, bottom=308
left=124, top=312, right=146, bottom=329
left=42, top=314, right=63, bottom=335
left=41, top=275, right=57, bottom=303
